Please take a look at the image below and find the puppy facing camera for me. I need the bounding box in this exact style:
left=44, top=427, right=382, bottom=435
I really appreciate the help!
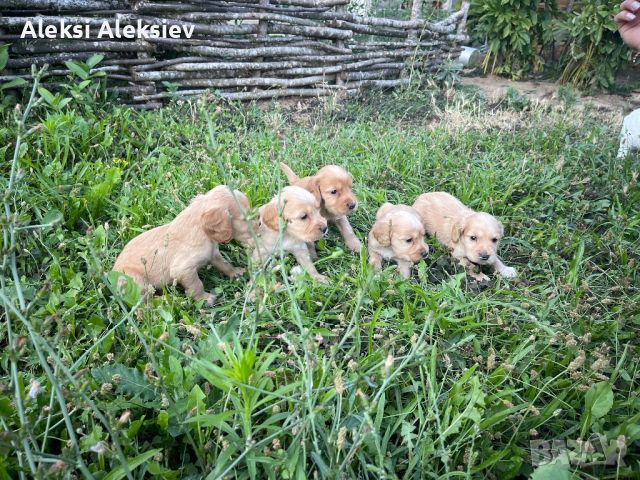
left=413, top=192, right=517, bottom=282
left=368, top=203, right=429, bottom=278
left=279, top=162, right=361, bottom=253
left=253, top=185, right=329, bottom=282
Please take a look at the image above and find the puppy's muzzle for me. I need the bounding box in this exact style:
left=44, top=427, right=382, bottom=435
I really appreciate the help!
left=348, top=202, right=357, bottom=211
left=320, top=225, right=328, bottom=235
left=421, top=249, right=429, bottom=259
left=479, top=253, right=490, bottom=261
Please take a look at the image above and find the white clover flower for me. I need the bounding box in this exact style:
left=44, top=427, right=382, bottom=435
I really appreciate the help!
left=90, top=441, right=108, bottom=454
left=27, top=380, right=41, bottom=399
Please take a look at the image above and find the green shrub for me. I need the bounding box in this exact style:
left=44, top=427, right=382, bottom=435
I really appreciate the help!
left=557, top=0, right=630, bottom=90
left=468, top=0, right=556, bottom=79
left=468, top=0, right=631, bottom=91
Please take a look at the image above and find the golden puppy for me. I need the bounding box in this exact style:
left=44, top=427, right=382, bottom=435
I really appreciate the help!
left=413, top=192, right=517, bottom=282
left=368, top=203, right=429, bottom=278
left=113, top=186, right=255, bottom=305
left=253, top=185, right=329, bottom=282
left=279, top=162, right=361, bottom=254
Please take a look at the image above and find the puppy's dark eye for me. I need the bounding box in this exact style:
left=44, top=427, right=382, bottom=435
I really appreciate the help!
left=470, top=235, right=477, bottom=241
left=492, top=238, right=498, bottom=243
left=330, top=189, right=337, bottom=195
left=405, top=238, right=413, bottom=243
left=300, top=214, right=308, bottom=220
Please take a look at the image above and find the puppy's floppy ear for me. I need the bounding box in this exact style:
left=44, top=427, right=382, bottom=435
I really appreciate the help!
left=372, top=218, right=392, bottom=247
left=450, top=218, right=464, bottom=243
left=297, top=176, right=322, bottom=207
left=202, top=207, right=233, bottom=243
left=376, top=202, right=394, bottom=220
left=260, top=201, right=280, bottom=231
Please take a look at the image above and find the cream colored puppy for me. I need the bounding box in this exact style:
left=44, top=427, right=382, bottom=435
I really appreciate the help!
left=413, top=192, right=517, bottom=282
left=279, top=162, right=361, bottom=254
left=113, top=186, right=255, bottom=305
left=253, top=185, right=329, bottom=282
left=368, top=203, right=429, bottom=278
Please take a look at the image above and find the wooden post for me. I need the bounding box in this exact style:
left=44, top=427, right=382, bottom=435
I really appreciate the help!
left=334, top=3, right=347, bottom=86
left=407, top=0, right=423, bottom=43
left=456, top=1, right=470, bottom=36
left=132, top=0, right=157, bottom=103
left=252, top=0, right=270, bottom=92
left=402, top=0, right=423, bottom=79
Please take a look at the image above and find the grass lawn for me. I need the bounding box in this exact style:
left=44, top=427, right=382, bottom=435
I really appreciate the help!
left=1, top=78, right=639, bottom=479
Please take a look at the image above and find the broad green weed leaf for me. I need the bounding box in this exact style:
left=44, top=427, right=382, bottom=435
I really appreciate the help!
left=586, top=382, right=613, bottom=420
left=92, top=364, right=155, bottom=401
left=37, top=86, right=56, bottom=105
left=103, top=448, right=161, bottom=480
left=530, top=460, right=570, bottom=480
left=0, top=44, right=8, bottom=71
left=107, top=270, right=141, bottom=307
left=41, top=209, right=63, bottom=227
left=157, top=410, right=169, bottom=430
left=1, top=78, right=27, bottom=91
left=86, top=53, right=105, bottom=68
left=64, top=60, right=89, bottom=80
left=183, top=410, right=235, bottom=428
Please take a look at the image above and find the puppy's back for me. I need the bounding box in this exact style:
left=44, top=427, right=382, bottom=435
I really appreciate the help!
left=413, top=192, right=470, bottom=237
left=113, top=224, right=172, bottom=285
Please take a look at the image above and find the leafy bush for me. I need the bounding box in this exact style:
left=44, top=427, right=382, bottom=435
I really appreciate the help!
left=468, top=0, right=556, bottom=79
left=468, top=0, right=631, bottom=91
left=557, top=0, right=630, bottom=90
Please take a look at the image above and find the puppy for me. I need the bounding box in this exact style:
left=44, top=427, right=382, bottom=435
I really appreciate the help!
left=618, top=108, right=640, bottom=158
left=279, top=162, right=361, bottom=254
left=113, top=186, right=255, bottom=305
left=413, top=192, right=517, bottom=282
left=253, top=185, right=329, bottom=282
left=368, top=203, right=429, bottom=278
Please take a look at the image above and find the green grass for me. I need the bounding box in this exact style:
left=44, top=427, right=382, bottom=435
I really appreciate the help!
left=1, top=76, right=639, bottom=479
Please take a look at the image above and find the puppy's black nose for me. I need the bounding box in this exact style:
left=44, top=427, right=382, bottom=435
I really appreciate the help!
left=348, top=202, right=356, bottom=210
left=321, top=226, right=328, bottom=234
left=479, top=253, right=490, bottom=261
left=421, top=250, right=429, bottom=258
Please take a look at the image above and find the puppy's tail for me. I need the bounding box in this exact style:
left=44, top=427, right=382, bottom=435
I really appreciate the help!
left=279, top=162, right=299, bottom=184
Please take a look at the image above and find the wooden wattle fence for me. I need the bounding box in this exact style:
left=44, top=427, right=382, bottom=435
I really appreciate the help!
left=1, top=0, right=469, bottom=108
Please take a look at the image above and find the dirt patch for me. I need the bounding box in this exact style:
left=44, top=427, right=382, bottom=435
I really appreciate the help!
left=461, top=74, right=640, bottom=115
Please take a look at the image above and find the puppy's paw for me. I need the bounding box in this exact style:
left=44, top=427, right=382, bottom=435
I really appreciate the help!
left=290, top=266, right=304, bottom=279
left=312, top=273, right=329, bottom=283
left=345, top=237, right=362, bottom=253
left=398, top=270, right=412, bottom=279
left=227, top=267, right=246, bottom=278
left=470, top=272, right=490, bottom=283
left=499, top=266, right=517, bottom=279
left=201, top=292, right=217, bottom=306
left=246, top=287, right=258, bottom=303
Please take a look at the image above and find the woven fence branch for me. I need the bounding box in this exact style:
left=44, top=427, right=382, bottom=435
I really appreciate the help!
left=2, top=0, right=468, bottom=105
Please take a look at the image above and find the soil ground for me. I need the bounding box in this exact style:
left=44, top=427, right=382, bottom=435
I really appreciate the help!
left=461, top=73, right=640, bottom=115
